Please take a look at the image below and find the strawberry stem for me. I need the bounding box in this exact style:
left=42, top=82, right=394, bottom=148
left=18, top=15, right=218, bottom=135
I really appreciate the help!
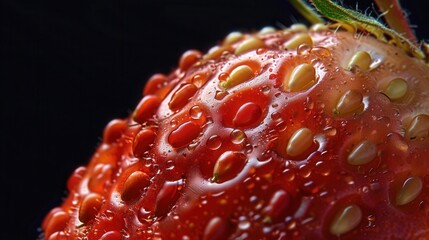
left=289, top=0, right=324, bottom=24
left=374, top=0, right=418, bottom=44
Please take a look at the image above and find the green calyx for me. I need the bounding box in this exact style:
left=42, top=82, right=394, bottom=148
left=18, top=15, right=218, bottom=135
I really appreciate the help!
left=290, top=0, right=426, bottom=60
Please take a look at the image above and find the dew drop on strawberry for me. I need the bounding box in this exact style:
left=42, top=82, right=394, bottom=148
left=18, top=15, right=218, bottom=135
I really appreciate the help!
left=230, top=129, right=246, bottom=144
left=168, top=121, right=201, bottom=148
left=206, top=135, right=222, bottom=150
left=191, top=73, right=209, bottom=88
left=189, top=105, right=203, bottom=119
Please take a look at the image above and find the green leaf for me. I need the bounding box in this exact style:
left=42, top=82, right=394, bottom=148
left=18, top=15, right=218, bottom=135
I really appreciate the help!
left=309, top=0, right=425, bottom=60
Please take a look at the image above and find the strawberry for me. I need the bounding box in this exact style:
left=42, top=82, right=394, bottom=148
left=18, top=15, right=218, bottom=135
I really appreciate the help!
left=41, top=0, right=429, bottom=239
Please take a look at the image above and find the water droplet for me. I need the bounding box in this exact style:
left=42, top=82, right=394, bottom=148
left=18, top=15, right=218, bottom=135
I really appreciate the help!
left=269, top=73, right=277, bottom=80
left=215, top=90, right=228, bottom=100
left=298, top=165, right=312, bottom=178
left=230, top=129, right=246, bottom=144
left=297, top=44, right=312, bottom=55
left=191, top=73, right=208, bottom=88
left=207, top=135, right=222, bottom=150
left=262, top=85, right=271, bottom=95
left=256, top=48, right=268, bottom=55
left=138, top=207, right=153, bottom=224
left=166, top=160, right=175, bottom=170
left=238, top=220, right=251, bottom=230
left=271, top=112, right=282, bottom=121
left=170, top=119, right=178, bottom=127
left=189, top=105, right=203, bottom=119
left=323, top=126, right=337, bottom=137
left=218, top=72, right=229, bottom=81
left=315, top=161, right=330, bottom=176
left=283, top=168, right=295, bottom=182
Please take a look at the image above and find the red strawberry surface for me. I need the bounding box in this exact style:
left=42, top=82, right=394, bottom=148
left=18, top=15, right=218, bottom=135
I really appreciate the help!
left=42, top=16, right=429, bottom=240
left=42, top=24, right=429, bottom=239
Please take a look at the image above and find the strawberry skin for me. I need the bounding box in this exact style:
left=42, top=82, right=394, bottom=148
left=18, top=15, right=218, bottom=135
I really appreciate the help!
left=42, top=25, right=429, bottom=239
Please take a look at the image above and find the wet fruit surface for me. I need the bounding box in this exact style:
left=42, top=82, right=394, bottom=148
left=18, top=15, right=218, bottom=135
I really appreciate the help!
left=42, top=25, right=429, bottom=240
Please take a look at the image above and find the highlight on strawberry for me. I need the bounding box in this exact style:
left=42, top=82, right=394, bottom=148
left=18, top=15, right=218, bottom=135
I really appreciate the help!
left=41, top=0, right=429, bottom=239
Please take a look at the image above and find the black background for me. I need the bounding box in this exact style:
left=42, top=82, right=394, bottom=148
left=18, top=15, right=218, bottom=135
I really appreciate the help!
left=2, top=0, right=428, bottom=239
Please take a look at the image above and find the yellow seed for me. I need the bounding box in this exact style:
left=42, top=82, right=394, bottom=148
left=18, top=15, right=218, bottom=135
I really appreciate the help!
left=204, top=45, right=230, bottom=60
left=406, top=114, right=429, bottom=140
left=310, top=23, right=328, bottom=31
left=396, top=176, right=423, bottom=206
left=334, top=90, right=363, bottom=115
left=259, top=26, right=276, bottom=35
left=284, top=33, right=313, bottom=50
left=290, top=23, right=308, bottom=32
left=330, top=204, right=362, bottom=236
left=384, top=78, right=408, bottom=100
left=235, top=37, right=265, bottom=55
left=224, top=31, right=243, bottom=45
left=287, top=128, right=314, bottom=157
left=347, top=140, right=377, bottom=165
left=347, top=51, right=372, bottom=71
left=287, top=63, right=316, bottom=92
left=220, top=65, right=254, bottom=89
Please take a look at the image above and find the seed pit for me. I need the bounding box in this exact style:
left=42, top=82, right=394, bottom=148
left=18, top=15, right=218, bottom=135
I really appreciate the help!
left=347, top=51, right=372, bottom=71
left=396, top=176, right=423, bottom=206
left=286, top=63, right=317, bottom=92
left=347, top=140, right=377, bottom=165
left=286, top=128, right=314, bottom=157
left=220, top=65, right=255, bottom=89
left=235, top=37, right=265, bottom=55
left=284, top=33, right=313, bottom=50
left=383, top=78, right=408, bottom=100
left=330, top=204, right=362, bottom=236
